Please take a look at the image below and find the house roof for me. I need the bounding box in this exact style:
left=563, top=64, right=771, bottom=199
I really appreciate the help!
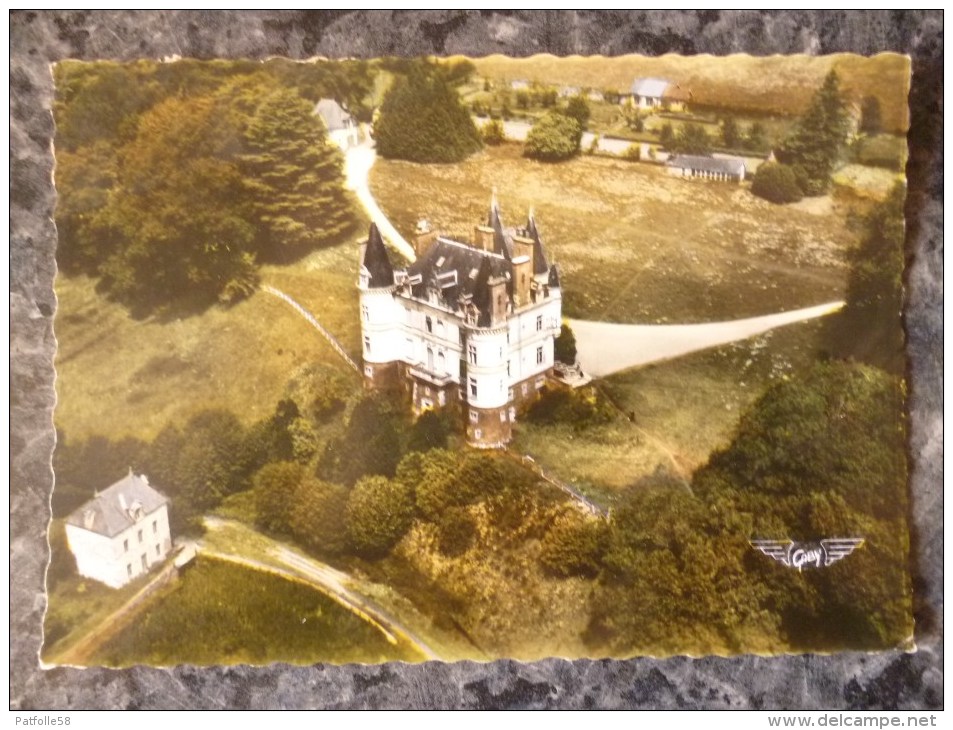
left=361, top=223, right=395, bottom=288
left=669, top=155, right=746, bottom=176
left=66, top=473, right=168, bottom=538
left=314, top=98, right=353, bottom=132
left=393, top=200, right=554, bottom=327
left=630, top=78, right=671, bottom=98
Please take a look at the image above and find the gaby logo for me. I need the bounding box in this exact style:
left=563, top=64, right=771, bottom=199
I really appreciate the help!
left=750, top=538, right=865, bottom=571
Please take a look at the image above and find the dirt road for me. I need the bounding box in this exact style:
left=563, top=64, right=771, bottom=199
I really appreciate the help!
left=569, top=301, right=843, bottom=377
left=344, top=141, right=417, bottom=262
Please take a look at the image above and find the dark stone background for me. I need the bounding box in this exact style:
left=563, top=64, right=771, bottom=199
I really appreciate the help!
left=10, top=10, right=943, bottom=710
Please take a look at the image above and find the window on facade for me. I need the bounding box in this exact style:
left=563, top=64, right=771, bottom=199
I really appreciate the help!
left=468, top=344, right=477, bottom=365
left=364, top=335, right=371, bottom=353
left=475, top=429, right=482, bottom=440
left=469, top=410, right=479, bottom=424
left=508, top=388, right=514, bottom=400
left=138, top=529, right=143, bottom=543
left=152, top=520, right=157, bottom=534
left=123, top=539, right=129, bottom=552
left=537, top=346, right=544, bottom=364
left=364, top=365, right=373, bottom=377
left=141, top=554, right=148, bottom=570
left=500, top=411, right=507, bottom=423
left=426, top=316, right=433, bottom=333
left=155, top=544, right=161, bottom=557
left=522, top=383, right=529, bottom=396
left=127, top=564, right=132, bottom=577
left=507, top=360, right=511, bottom=377
left=361, top=304, right=369, bottom=321
left=536, top=315, right=543, bottom=331
left=469, top=378, right=478, bottom=397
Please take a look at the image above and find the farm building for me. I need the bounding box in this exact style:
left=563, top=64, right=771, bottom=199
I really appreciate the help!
left=358, top=199, right=563, bottom=448
left=64, top=472, right=173, bottom=589
left=667, top=154, right=747, bottom=183
left=314, top=98, right=360, bottom=149
left=625, top=78, right=693, bottom=111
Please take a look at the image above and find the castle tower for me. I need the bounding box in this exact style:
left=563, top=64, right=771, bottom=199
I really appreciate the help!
left=358, top=223, right=402, bottom=391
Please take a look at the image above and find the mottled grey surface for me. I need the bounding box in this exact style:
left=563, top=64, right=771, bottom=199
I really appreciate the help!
left=10, top=10, right=943, bottom=710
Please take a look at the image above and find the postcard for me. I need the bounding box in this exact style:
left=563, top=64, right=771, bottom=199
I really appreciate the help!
left=45, top=52, right=912, bottom=666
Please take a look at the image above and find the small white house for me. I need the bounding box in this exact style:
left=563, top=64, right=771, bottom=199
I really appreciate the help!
left=314, top=98, right=360, bottom=150
left=64, top=472, right=172, bottom=589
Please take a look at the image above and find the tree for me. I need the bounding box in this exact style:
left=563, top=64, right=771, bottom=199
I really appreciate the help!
left=658, top=122, right=675, bottom=149
left=524, top=111, right=581, bottom=161
left=289, top=478, right=351, bottom=556
left=374, top=65, right=482, bottom=163
left=563, top=95, right=591, bottom=130
left=346, top=475, right=416, bottom=557
left=778, top=70, right=850, bottom=195
left=407, top=410, right=452, bottom=453
left=670, top=123, right=712, bottom=156
left=254, top=461, right=305, bottom=534
left=540, top=511, right=608, bottom=578
left=860, top=95, right=883, bottom=135
left=242, top=89, right=356, bottom=256
left=751, top=162, right=804, bottom=204
left=746, top=121, right=769, bottom=152
left=825, top=184, right=906, bottom=373
left=721, top=116, right=740, bottom=148
left=554, top=323, right=577, bottom=364
left=97, top=95, right=258, bottom=313
left=317, top=395, right=403, bottom=486
left=481, top=118, right=506, bottom=145
left=403, top=448, right=460, bottom=521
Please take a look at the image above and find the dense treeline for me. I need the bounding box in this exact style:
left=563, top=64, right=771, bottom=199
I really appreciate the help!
left=54, top=60, right=372, bottom=315
left=578, top=360, right=910, bottom=655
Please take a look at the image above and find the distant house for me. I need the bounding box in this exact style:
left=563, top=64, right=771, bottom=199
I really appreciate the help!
left=510, top=79, right=530, bottom=91
left=625, top=78, right=693, bottom=111
left=667, top=155, right=746, bottom=183
left=64, top=472, right=173, bottom=589
left=558, top=85, right=580, bottom=98
left=314, top=98, right=360, bottom=150
left=586, top=90, right=605, bottom=103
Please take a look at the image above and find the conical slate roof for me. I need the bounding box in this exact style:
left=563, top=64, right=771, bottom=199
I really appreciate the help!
left=362, top=223, right=394, bottom=287
left=526, top=211, right=549, bottom=275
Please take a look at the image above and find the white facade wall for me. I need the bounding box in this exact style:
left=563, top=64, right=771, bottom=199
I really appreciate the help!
left=467, top=327, right=509, bottom=409
left=65, top=504, right=172, bottom=589
left=360, top=288, right=405, bottom=365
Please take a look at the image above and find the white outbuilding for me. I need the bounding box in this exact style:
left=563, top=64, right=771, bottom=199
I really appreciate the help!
left=64, top=472, right=173, bottom=589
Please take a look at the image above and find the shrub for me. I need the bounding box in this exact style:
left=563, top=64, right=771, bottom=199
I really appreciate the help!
left=436, top=507, right=478, bottom=557
left=751, top=162, right=804, bottom=204
left=554, top=323, right=577, bottom=363
left=345, top=475, right=415, bottom=558
left=622, top=143, right=642, bottom=162
left=540, top=513, right=608, bottom=578
left=481, top=119, right=506, bottom=145
left=524, top=112, right=581, bottom=162
left=525, top=386, right=614, bottom=430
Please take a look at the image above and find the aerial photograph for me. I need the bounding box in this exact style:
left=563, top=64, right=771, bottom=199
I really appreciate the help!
left=46, top=52, right=911, bottom=666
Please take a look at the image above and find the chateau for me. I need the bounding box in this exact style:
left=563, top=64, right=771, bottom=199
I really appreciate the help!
left=358, top=199, right=562, bottom=447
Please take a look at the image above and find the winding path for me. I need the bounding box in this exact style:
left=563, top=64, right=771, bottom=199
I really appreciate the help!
left=344, top=141, right=416, bottom=262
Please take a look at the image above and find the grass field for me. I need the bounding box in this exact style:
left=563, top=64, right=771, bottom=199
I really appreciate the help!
left=89, top=556, right=422, bottom=666
left=512, top=318, right=827, bottom=501
left=53, top=239, right=365, bottom=443
left=370, top=144, right=855, bottom=324
left=455, top=52, right=910, bottom=134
